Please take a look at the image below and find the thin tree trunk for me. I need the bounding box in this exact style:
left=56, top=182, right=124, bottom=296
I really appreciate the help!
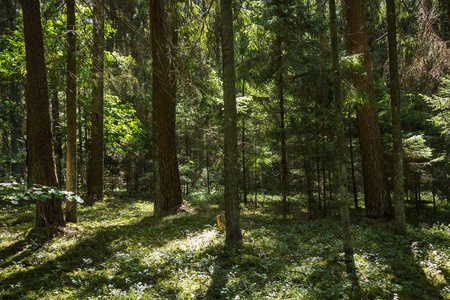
left=88, top=0, right=104, bottom=203
left=344, top=0, right=393, bottom=219
left=242, top=80, right=247, bottom=206
left=330, top=0, right=353, bottom=257
left=316, top=141, right=321, bottom=210
left=10, top=82, right=21, bottom=179
left=276, top=0, right=288, bottom=219
left=348, top=112, right=358, bottom=208
left=322, top=137, right=326, bottom=217
left=222, top=0, right=242, bottom=248
left=21, top=0, right=65, bottom=229
left=386, top=0, right=406, bottom=234
left=206, top=150, right=210, bottom=194
left=65, top=0, right=77, bottom=222
left=50, top=78, right=63, bottom=188
left=300, top=137, right=313, bottom=220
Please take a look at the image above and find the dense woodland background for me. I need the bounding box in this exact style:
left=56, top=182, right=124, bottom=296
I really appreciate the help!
left=1, top=0, right=450, bottom=298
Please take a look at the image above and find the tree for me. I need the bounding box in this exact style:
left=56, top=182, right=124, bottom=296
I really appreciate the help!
left=344, top=0, right=393, bottom=219
left=88, top=0, right=105, bottom=203
left=386, top=0, right=406, bottom=234
left=21, top=0, right=65, bottom=228
left=150, top=0, right=183, bottom=216
left=222, top=0, right=243, bottom=249
left=66, top=0, right=77, bottom=222
left=276, top=0, right=288, bottom=219
left=329, top=0, right=353, bottom=257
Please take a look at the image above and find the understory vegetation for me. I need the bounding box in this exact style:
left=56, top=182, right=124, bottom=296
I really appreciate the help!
left=1, top=193, right=449, bottom=299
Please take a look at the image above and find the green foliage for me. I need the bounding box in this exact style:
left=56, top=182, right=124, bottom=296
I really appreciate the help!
left=104, top=94, right=143, bottom=154
left=0, top=24, right=25, bottom=83
left=403, top=134, right=433, bottom=161
left=0, top=182, right=83, bottom=205
left=422, top=75, right=450, bottom=136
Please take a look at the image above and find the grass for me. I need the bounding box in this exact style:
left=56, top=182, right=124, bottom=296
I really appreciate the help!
left=1, top=192, right=450, bottom=299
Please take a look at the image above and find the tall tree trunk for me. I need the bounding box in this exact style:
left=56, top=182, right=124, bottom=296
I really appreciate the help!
left=330, top=0, right=353, bottom=257
left=66, top=0, right=77, bottom=222
left=386, top=0, right=406, bottom=234
left=276, top=0, right=288, bottom=219
left=150, top=0, right=182, bottom=216
left=50, top=77, right=63, bottom=188
left=222, top=0, right=242, bottom=249
left=316, top=141, right=321, bottom=210
left=348, top=112, right=358, bottom=208
left=88, top=0, right=104, bottom=203
left=344, top=0, right=393, bottom=219
left=21, top=0, right=65, bottom=228
left=242, top=80, right=247, bottom=206
left=10, top=82, right=21, bottom=179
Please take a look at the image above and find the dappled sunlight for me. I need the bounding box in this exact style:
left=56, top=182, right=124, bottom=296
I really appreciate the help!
left=1, top=196, right=450, bottom=299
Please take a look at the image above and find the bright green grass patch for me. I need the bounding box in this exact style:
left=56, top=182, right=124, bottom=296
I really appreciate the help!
left=1, top=194, right=449, bottom=299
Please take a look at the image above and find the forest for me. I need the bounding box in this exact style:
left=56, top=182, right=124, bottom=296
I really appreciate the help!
left=1, top=0, right=450, bottom=298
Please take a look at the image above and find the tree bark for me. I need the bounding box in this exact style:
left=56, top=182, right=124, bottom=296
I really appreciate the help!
left=21, top=0, right=65, bottom=228
left=386, top=0, right=406, bottom=234
left=242, top=80, right=247, bottom=206
left=88, top=0, right=104, bottom=203
left=276, top=0, right=288, bottom=219
left=66, top=0, right=77, bottom=222
left=9, top=82, right=21, bottom=179
left=330, top=0, right=353, bottom=257
left=50, top=77, right=63, bottom=188
left=348, top=112, right=358, bottom=208
left=150, top=0, right=182, bottom=216
left=344, top=0, right=393, bottom=219
left=222, top=0, right=242, bottom=249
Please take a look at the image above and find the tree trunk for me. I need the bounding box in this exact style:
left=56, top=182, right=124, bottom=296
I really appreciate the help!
left=88, top=0, right=104, bottom=203
left=276, top=0, right=288, bottom=219
left=348, top=112, right=358, bottom=208
left=150, top=0, right=182, bottom=216
left=242, top=79, right=247, bottom=206
left=21, top=0, right=65, bottom=228
left=330, top=0, right=353, bottom=257
left=66, top=0, right=77, bottom=222
left=222, top=0, right=242, bottom=249
left=50, top=77, right=63, bottom=188
left=9, top=82, right=21, bottom=179
left=344, top=0, right=393, bottom=219
left=386, top=0, right=406, bottom=234
left=242, top=114, right=247, bottom=206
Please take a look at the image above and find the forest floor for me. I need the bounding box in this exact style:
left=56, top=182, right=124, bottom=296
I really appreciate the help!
left=1, top=191, right=450, bottom=299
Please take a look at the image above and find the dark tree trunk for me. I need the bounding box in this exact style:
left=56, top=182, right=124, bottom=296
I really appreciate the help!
left=242, top=114, right=247, bottom=206
left=50, top=77, right=63, bottom=188
left=242, top=79, right=247, bottom=206
left=21, top=0, right=65, bottom=228
left=316, top=141, right=321, bottom=210
left=10, top=82, right=21, bottom=179
left=386, top=0, right=406, bottom=234
left=88, top=0, right=104, bottom=203
left=330, top=0, right=353, bottom=257
left=276, top=0, right=288, bottom=219
left=344, top=0, right=393, bottom=219
left=348, top=112, right=358, bottom=208
left=66, top=0, right=77, bottom=222
left=150, top=0, right=182, bottom=216
left=222, top=0, right=242, bottom=248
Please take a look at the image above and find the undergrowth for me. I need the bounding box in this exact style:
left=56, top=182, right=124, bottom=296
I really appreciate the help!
left=0, top=192, right=449, bottom=299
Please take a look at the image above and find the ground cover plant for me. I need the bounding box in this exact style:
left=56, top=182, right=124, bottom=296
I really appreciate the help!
left=1, top=193, right=449, bottom=299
